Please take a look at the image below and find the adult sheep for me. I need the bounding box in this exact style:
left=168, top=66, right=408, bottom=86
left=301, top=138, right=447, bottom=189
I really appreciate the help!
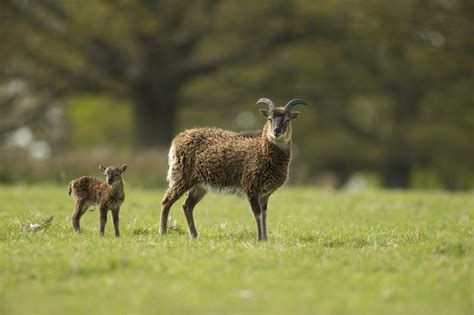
left=160, top=98, right=307, bottom=241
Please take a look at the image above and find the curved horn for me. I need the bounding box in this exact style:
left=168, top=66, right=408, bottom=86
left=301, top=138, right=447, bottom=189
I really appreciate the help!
left=284, top=99, right=307, bottom=112
left=257, top=98, right=275, bottom=111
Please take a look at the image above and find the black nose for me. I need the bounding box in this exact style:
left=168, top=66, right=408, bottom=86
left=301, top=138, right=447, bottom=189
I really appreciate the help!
left=274, top=128, right=282, bottom=136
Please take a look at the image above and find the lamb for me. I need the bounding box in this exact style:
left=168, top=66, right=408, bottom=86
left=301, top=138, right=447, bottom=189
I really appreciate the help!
left=68, top=164, right=127, bottom=237
left=160, top=98, right=307, bottom=241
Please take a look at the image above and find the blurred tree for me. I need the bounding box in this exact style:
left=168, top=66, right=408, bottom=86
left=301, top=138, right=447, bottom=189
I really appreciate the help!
left=1, top=0, right=304, bottom=148
left=181, top=0, right=474, bottom=188
left=0, top=0, right=472, bottom=188
left=65, top=95, right=133, bottom=149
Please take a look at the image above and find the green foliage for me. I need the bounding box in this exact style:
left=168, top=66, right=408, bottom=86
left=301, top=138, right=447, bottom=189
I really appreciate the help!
left=0, top=185, right=472, bottom=314
left=183, top=0, right=474, bottom=189
left=1, top=0, right=473, bottom=189
left=0, top=150, right=168, bottom=187
left=65, top=95, right=134, bottom=149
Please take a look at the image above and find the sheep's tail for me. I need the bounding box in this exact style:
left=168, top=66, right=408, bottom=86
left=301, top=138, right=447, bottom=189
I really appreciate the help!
left=68, top=182, right=73, bottom=195
left=166, top=143, right=175, bottom=184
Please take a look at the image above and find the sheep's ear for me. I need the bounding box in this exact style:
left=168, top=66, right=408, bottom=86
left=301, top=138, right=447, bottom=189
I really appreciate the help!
left=288, top=111, right=300, bottom=119
left=120, top=164, right=128, bottom=173
left=99, top=165, right=106, bottom=173
left=259, top=109, right=270, bottom=118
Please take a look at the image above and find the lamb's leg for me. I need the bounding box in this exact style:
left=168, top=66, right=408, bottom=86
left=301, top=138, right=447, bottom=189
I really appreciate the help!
left=72, top=199, right=87, bottom=233
left=160, top=184, right=188, bottom=235
left=248, top=195, right=263, bottom=241
left=99, top=204, right=108, bottom=237
left=112, top=208, right=120, bottom=237
left=260, top=195, right=270, bottom=241
left=182, top=186, right=207, bottom=238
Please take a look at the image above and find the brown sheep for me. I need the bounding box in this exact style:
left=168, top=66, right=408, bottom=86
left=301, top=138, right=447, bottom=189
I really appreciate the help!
left=160, top=98, right=307, bottom=241
left=68, top=164, right=127, bottom=237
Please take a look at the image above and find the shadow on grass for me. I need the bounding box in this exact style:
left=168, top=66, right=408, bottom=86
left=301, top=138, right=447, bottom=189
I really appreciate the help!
left=64, top=258, right=132, bottom=279
left=322, top=237, right=370, bottom=249
left=200, top=229, right=255, bottom=242
left=131, top=226, right=152, bottom=236
left=130, top=224, right=187, bottom=237
left=433, top=241, right=468, bottom=257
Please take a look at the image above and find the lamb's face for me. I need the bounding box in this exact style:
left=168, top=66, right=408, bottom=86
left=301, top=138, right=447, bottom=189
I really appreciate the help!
left=260, top=108, right=300, bottom=144
left=99, top=164, right=128, bottom=186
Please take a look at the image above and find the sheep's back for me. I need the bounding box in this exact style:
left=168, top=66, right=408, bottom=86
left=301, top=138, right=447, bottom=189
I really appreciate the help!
left=69, top=176, right=103, bottom=200
left=172, top=128, right=260, bottom=186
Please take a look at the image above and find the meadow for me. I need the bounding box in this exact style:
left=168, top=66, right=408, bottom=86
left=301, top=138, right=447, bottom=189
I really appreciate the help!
left=0, top=184, right=472, bottom=315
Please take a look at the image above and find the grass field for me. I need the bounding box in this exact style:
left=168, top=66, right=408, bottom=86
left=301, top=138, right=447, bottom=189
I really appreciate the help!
left=0, top=184, right=472, bottom=315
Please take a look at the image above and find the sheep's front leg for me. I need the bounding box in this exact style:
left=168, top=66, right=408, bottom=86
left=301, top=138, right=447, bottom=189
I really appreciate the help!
left=248, top=195, right=264, bottom=241
left=99, top=204, right=108, bottom=237
left=112, top=208, right=120, bottom=237
left=260, top=195, right=269, bottom=241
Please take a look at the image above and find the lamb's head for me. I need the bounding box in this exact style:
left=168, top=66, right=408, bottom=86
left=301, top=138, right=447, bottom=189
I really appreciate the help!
left=99, top=164, right=128, bottom=186
left=258, top=98, right=307, bottom=145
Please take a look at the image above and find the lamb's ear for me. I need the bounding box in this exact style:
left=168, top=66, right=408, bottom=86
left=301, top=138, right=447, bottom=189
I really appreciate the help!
left=288, top=111, right=300, bottom=119
left=120, top=164, right=128, bottom=173
left=99, top=165, right=106, bottom=173
left=259, top=109, right=270, bottom=118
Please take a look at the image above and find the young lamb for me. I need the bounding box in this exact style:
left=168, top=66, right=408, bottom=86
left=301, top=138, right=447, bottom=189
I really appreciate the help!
left=68, top=164, right=127, bottom=237
left=160, top=98, right=307, bottom=241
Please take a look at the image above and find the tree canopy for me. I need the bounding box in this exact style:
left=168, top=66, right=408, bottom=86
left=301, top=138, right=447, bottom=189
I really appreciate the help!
left=1, top=0, right=473, bottom=189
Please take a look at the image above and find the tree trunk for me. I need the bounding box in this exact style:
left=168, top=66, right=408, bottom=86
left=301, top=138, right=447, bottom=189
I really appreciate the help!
left=132, top=79, right=179, bottom=150
left=380, top=83, right=420, bottom=188
left=382, top=159, right=412, bottom=188
left=381, top=137, right=412, bottom=188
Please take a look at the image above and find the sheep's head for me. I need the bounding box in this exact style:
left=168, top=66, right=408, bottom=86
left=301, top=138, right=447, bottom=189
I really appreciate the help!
left=99, top=164, right=128, bottom=186
left=258, top=98, right=307, bottom=145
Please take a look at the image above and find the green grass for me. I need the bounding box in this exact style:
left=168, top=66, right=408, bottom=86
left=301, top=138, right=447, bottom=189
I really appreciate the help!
left=0, top=185, right=472, bottom=315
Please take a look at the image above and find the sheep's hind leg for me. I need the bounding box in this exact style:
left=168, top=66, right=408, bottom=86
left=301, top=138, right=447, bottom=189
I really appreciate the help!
left=72, top=200, right=87, bottom=233
left=183, top=186, right=207, bottom=238
left=160, top=183, right=188, bottom=235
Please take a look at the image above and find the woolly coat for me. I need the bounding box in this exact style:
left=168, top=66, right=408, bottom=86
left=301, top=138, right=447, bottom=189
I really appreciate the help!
left=167, top=123, right=291, bottom=199
left=68, top=176, right=125, bottom=210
